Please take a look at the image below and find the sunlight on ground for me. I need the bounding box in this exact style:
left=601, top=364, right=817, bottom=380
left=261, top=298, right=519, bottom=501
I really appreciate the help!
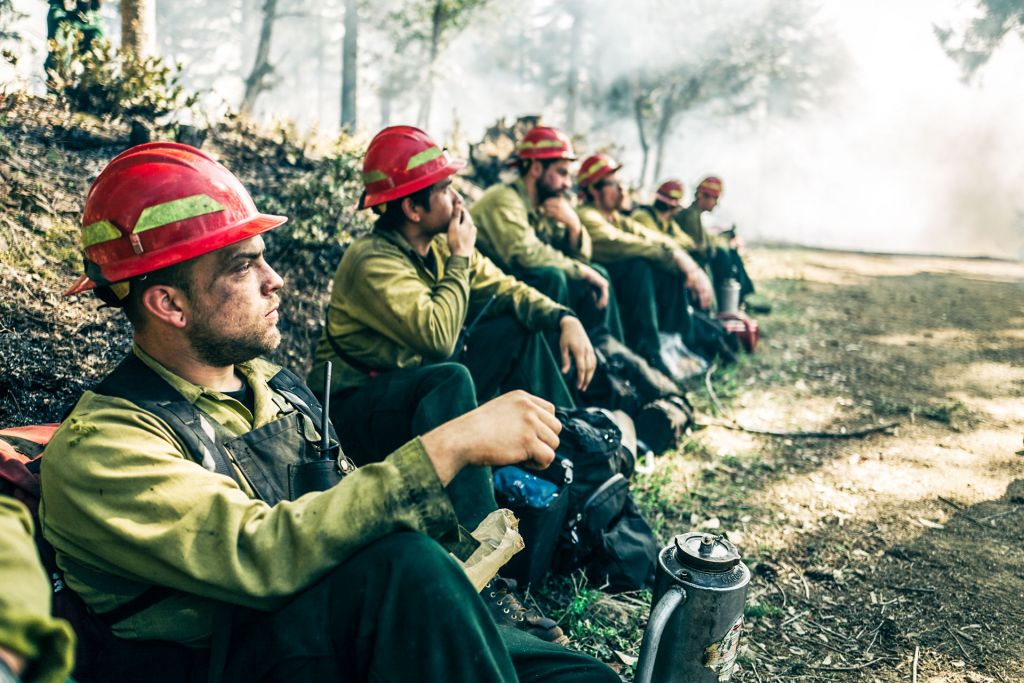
left=933, top=361, right=1024, bottom=397
left=870, top=328, right=970, bottom=347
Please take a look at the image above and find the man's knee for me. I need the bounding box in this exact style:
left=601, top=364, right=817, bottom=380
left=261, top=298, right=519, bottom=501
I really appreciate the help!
left=524, top=267, right=570, bottom=303
left=352, top=531, right=463, bottom=586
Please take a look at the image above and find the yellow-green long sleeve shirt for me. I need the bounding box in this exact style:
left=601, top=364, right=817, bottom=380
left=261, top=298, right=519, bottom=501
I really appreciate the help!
left=576, top=205, right=679, bottom=269
left=629, top=205, right=697, bottom=251
left=310, top=227, right=569, bottom=394
left=39, top=344, right=459, bottom=645
left=0, top=497, right=75, bottom=683
left=675, top=204, right=726, bottom=261
left=469, top=179, right=591, bottom=274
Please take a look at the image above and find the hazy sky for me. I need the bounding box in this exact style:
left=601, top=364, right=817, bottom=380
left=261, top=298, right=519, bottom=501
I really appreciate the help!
left=4, top=0, right=1022, bottom=258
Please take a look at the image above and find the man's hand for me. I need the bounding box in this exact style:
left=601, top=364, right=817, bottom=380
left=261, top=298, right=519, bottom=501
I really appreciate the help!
left=672, top=250, right=713, bottom=309
left=420, top=391, right=561, bottom=485
left=0, top=646, right=25, bottom=680
left=558, top=315, right=596, bottom=391
left=541, top=196, right=583, bottom=245
left=447, top=197, right=477, bottom=258
left=578, top=264, right=609, bottom=310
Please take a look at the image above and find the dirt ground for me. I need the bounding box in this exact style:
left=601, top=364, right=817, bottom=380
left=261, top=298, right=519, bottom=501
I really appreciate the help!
left=642, top=248, right=1024, bottom=682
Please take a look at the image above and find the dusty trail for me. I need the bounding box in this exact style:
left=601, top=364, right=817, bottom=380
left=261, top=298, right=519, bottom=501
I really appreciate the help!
left=666, top=248, right=1024, bottom=682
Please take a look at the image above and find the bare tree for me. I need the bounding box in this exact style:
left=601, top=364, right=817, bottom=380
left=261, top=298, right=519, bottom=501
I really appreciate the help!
left=340, top=0, right=359, bottom=129
left=241, top=0, right=280, bottom=116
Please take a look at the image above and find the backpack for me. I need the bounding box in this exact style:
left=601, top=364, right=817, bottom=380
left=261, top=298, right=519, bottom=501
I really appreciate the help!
left=551, top=408, right=658, bottom=592
left=585, top=333, right=680, bottom=417
left=0, top=425, right=107, bottom=679
left=689, top=308, right=739, bottom=365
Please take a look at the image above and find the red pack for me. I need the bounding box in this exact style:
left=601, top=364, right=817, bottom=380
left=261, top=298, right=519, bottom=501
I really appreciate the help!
left=716, top=311, right=759, bottom=353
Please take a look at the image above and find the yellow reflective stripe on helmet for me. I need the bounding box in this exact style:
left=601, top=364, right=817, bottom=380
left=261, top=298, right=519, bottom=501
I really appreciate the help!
left=82, top=220, right=122, bottom=248
left=579, top=158, right=610, bottom=184
left=406, top=146, right=443, bottom=171
left=109, top=281, right=131, bottom=300
left=363, top=170, right=389, bottom=184
left=668, top=189, right=683, bottom=198
left=517, top=139, right=567, bottom=151
left=133, top=194, right=225, bottom=234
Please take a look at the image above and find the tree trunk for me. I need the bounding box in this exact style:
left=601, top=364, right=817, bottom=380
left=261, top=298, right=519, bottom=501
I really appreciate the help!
left=340, top=0, right=358, bottom=129
left=240, top=0, right=260, bottom=78
left=241, top=0, right=279, bottom=117
left=633, top=93, right=650, bottom=189
left=416, top=0, right=444, bottom=130
left=652, top=86, right=679, bottom=184
left=565, top=0, right=583, bottom=132
left=120, top=0, right=155, bottom=57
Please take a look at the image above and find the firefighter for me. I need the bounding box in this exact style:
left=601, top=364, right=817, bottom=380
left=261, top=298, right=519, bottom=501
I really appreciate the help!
left=0, top=496, right=75, bottom=683
left=469, top=126, right=624, bottom=341
left=629, top=179, right=697, bottom=252
left=576, top=154, right=713, bottom=377
left=308, top=126, right=598, bottom=641
left=675, top=176, right=761, bottom=309
left=41, top=142, right=616, bottom=682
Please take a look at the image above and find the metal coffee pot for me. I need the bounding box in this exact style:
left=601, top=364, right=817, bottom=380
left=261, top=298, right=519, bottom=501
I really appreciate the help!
left=635, top=532, right=750, bottom=683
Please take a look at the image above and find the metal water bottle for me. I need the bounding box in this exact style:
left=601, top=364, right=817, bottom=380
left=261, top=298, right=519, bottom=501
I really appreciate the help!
left=635, top=532, right=750, bottom=683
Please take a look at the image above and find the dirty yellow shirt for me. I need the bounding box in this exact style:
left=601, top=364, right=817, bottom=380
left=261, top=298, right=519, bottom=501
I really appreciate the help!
left=40, top=344, right=459, bottom=645
left=470, top=178, right=591, bottom=274
left=0, top=497, right=75, bottom=683
left=310, top=227, right=568, bottom=394
left=630, top=205, right=697, bottom=251
left=577, top=205, right=679, bottom=269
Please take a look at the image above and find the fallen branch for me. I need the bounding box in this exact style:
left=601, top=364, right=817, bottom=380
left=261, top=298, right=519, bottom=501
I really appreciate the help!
left=912, top=645, right=920, bottom=683
left=809, top=657, right=887, bottom=671
left=936, top=497, right=988, bottom=529
left=700, top=365, right=901, bottom=439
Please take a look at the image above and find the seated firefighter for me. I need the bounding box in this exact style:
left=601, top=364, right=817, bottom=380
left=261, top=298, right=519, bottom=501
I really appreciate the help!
left=674, top=176, right=758, bottom=308
left=629, top=179, right=697, bottom=253
left=40, top=142, right=617, bottom=683
left=0, top=495, right=75, bottom=683
left=308, top=125, right=598, bottom=642
left=575, top=154, right=713, bottom=378
left=469, top=125, right=623, bottom=342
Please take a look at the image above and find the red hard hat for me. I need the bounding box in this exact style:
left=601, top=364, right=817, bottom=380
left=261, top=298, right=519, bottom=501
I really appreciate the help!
left=577, top=153, right=622, bottom=188
left=65, top=142, right=286, bottom=296
left=697, top=176, right=723, bottom=198
left=655, top=179, right=686, bottom=207
left=359, top=125, right=465, bottom=209
left=514, top=126, right=576, bottom=161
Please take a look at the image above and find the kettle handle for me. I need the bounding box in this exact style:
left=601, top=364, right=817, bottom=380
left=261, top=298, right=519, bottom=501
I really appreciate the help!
left=635, top=585, right=687, bottom=683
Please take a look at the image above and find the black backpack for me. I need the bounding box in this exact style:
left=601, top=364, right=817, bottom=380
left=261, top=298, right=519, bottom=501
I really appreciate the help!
left=552, top=408, right=658, bottom=592
left=585, top=333, right=680, bottom=417
left=689, top=308, right=739, bottom=365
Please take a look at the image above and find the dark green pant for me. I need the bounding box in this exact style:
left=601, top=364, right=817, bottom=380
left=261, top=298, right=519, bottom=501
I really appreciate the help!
left=331, top=363, right=496, bottom=528
left=86, top=533, right=618, bottom=682
left=602, top=257, right=692, bottom=364
left=221, top=532, right=618, bottom=682
left=511, top=265, right=625, bottom=342
left=460, top=313, right=576, bottom=408
left=707, top=248, right=756, bottom=302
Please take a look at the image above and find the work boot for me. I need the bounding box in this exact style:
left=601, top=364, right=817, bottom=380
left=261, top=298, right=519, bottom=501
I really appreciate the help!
left=742, top=293, right=772, bottom=315
left=480, top=577, right=569, bottom=646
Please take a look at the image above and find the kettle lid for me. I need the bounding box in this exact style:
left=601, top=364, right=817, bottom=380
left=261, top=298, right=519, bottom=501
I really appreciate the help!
left=674, top=532, right=741, bottom=572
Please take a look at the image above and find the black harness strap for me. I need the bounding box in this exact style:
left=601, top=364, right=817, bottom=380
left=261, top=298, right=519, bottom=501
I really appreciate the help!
left=89, top=353, right=340, bottom=626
